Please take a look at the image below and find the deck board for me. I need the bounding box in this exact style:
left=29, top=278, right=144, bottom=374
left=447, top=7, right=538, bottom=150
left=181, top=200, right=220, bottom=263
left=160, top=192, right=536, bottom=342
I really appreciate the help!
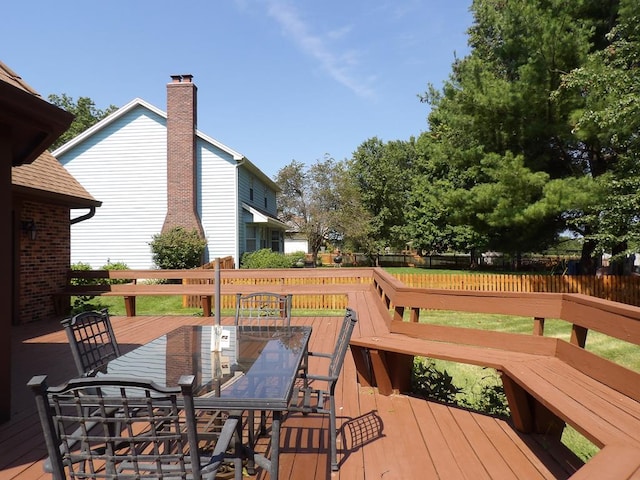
left=2, top=314, right=581, bottom=480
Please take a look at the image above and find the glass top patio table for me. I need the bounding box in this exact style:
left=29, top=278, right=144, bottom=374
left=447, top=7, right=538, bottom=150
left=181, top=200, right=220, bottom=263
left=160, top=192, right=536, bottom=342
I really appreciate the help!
left=104, top=324, right=312, bottom=411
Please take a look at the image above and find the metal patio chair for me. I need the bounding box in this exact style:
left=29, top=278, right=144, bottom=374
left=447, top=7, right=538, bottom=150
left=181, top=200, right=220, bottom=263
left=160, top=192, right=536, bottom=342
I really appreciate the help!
left=235, top=292, right=293, bottom=439
left=61, top=309, right=121, bottom=377
left=287, top=307, right=358, bottom=471
left=28, top=374, right=239, bottom=480
left=234, top=292, right=292, bottom=328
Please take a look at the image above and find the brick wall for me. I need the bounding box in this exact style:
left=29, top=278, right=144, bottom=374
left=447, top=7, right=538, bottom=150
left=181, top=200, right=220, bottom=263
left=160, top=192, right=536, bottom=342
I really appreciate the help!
left=162, top=74, right=204, bottom=236
left=19, top=201, right=70, bottom=323
left=165, top=326, right=200, bottom=386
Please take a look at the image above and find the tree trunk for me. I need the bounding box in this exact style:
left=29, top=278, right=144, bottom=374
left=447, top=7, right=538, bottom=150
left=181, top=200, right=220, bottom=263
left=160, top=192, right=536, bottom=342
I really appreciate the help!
left=580, top=238, right=598, bottom=275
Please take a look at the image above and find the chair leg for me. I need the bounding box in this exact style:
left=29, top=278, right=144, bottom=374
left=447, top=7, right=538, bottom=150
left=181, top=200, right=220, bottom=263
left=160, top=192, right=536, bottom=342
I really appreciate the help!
left=260, top=410, right=267, bottom=435
left=329, top=395, right=339, bottom=471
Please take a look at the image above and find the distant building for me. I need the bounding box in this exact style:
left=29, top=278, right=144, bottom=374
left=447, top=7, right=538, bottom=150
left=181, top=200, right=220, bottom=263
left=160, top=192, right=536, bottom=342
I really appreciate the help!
left=54, top=75, right=286, bottom=269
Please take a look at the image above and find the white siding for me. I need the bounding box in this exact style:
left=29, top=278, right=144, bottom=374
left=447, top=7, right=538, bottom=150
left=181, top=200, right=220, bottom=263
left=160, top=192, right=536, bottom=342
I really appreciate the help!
left=285, top=239, right=308, bottom=254
left=60, top=108, right=167, bottom=269
left=199, top=140, right=238, bottom=263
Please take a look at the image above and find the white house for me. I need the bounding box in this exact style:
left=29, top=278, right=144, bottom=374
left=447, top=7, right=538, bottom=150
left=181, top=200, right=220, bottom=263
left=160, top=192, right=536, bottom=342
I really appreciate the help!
left=54, top=75, right=286, bottom=269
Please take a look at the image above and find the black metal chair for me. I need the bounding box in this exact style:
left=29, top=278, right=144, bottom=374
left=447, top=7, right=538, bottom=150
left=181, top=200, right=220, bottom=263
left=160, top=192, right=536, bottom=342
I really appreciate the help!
left=28, top=374, right=239, bottom=480
left=234, top=292, right=292, bottom=328
left=61, top=309, right=121, bottom=377
left=287, top=308, right=358, bottom=471
left=235, top=292, right=293, bottom=440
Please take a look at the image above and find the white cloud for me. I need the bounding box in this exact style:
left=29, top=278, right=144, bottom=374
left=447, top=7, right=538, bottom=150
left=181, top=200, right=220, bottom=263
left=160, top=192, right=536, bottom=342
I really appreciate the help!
left=263, top=0, right=376, bottom=98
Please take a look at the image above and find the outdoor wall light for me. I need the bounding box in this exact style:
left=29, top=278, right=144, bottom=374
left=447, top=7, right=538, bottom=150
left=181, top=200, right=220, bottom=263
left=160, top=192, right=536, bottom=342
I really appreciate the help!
left=21, top=219, right=38, bottom=241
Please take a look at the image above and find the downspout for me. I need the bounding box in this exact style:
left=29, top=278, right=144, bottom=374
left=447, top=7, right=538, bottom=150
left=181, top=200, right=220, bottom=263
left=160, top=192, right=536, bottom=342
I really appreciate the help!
left=70, top=207, right=96, bottom=225
left=234, top=157, right=246, bottom=269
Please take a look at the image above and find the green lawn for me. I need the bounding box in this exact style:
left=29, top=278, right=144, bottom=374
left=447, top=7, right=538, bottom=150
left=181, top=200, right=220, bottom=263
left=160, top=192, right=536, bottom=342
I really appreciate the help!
left=72, top=295, right=342, bottom=318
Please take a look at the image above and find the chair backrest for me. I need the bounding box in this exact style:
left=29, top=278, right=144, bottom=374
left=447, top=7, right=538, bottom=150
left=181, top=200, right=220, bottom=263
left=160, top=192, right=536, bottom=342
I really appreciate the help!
left=61, top=309, right=121, bottom=377
left=235, top=292, right=292, bottom=327
left=328, top=308, right=358, bottom=381
left=28, top=374, right=202, bottom=480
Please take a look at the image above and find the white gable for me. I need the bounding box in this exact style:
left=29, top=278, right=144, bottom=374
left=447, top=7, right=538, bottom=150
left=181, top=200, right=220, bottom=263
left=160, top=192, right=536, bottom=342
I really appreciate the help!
left=59, top=106, right=167, bottom=269
left=55, top=96, right=284, bottom=269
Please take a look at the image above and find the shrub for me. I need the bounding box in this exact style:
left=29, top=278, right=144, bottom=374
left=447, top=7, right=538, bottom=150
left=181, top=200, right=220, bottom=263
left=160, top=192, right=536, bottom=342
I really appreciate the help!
left=101, top=260, right=130, bottom=285
left=459, top=370, right=510, bottom=417
left=240, top=249, right=301, bottom=269
left=411, top=357, right=462, bottom=404
left=411, top=358, right=509, bottom=417
left=149, top=227, right=207, bottom=269
left=69, top=262, right=102, bottom=313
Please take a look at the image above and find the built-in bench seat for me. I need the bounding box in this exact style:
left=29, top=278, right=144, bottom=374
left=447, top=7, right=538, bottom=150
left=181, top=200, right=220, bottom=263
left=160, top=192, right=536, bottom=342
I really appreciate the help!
left=348, top=270, right=640, bottom=478
left=502, top=356, right=640, bottom=449
left=351, top=331, right=640, bottom=449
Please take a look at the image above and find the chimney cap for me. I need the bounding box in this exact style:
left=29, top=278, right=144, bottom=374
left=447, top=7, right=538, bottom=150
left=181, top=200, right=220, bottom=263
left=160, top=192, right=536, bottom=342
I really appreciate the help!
left=169, top=74, right=194, bottom=83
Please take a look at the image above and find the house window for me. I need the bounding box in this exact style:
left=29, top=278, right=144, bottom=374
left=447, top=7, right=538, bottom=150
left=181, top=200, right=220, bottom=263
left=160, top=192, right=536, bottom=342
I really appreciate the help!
left=271, top=230, right=281, bottom=252
left=250, top=187, right=254, bottom=202
left=246, top=226, right=256, bottom=252
left=264, top=196, right=268, bottom=209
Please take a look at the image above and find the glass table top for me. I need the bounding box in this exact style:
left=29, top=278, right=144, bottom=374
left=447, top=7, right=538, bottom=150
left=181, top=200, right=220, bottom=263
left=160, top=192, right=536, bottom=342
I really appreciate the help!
left=104, top=325, right=312, bottom=409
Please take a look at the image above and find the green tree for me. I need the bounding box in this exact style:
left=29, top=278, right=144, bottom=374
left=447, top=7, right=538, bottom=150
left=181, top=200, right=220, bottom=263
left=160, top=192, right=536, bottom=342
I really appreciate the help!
left=416, top=0, right=617, bottom=268
left=48, top=94, right=118, bottom=150
left=405, top=132, right=483, bottom=257
left=350, top=137, right=415, bottom=251
left=276, top=156, right=371, bottom=263
left=557, top=0, right=640, bottom=270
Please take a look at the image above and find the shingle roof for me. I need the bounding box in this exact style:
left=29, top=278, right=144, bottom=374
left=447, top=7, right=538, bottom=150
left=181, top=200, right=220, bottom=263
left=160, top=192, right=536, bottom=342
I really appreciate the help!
left=1, top=61, right=99, bottom=207
left=0, top=61, right=39, bottom=95
left=0, top=61, right=74, bottom=166
left=12, top=151, right=100, bottom=207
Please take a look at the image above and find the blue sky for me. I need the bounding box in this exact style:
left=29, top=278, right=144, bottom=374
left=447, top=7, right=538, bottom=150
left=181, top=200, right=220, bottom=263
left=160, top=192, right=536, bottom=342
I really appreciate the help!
left=3, top=0, right=473, bottom=179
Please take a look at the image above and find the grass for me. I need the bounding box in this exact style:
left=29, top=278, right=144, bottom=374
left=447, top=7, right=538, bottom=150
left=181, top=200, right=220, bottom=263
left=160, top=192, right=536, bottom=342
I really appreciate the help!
left=384, top=267, right=546, bottom=275
left=72, top=295, right=343, bottom=317
left=411, top=309, right=640, bottom=372
left=385, top=267, right=464, bottom=274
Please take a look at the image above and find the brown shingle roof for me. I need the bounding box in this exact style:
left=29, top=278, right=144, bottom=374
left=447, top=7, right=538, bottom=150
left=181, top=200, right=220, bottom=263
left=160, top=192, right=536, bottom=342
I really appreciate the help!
left=12, top=151, right=101, bottom=208
left=0, top=61, right=74, bottom=166
left=2, top=61, right=99, bottom=207
left=0, top=61, right=39, bottom=95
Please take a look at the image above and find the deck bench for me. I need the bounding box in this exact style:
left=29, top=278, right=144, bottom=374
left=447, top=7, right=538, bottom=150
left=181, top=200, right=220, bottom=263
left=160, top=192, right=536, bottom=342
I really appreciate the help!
left=350, top=330, right=640, bottom=449
left=348, top=274, right=640, bottom=472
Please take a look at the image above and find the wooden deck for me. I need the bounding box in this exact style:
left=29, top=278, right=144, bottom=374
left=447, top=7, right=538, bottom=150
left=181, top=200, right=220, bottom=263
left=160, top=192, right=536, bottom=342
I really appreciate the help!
left=1, top=314, right=582, bottom=480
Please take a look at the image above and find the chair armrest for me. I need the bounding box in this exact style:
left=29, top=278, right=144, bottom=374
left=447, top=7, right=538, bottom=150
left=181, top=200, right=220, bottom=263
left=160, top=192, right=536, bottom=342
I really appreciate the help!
left=201, top=416, right=239, bottom=479
left=308, top=351, right=332, bottom=358
left=304, top=373, right=336, bottom=383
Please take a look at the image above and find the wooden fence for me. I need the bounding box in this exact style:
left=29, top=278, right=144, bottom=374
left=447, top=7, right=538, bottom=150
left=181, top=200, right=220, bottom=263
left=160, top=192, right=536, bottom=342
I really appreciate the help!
left=394, top=273, right=640, bottom=306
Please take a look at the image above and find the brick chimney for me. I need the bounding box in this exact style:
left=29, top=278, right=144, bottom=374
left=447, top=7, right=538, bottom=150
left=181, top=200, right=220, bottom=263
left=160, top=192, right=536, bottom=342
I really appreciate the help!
left=162, top=74, right=204, bottom=236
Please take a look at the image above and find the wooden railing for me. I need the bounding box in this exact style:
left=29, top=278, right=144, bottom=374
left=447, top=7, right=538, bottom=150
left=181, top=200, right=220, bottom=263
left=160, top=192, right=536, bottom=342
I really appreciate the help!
left=186, top=269, right=640, bottom=310
left=186, top=268, right=374, bottom=310
left=357, top=268, right=640, bottom=478
left=67, top=265, right=640, bottom=311
left=370, top=268, right=640, bottom=357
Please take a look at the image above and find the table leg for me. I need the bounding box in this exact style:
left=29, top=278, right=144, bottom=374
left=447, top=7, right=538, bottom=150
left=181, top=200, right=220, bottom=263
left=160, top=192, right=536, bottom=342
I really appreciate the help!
left=271, top=411, right=281, bottom=479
